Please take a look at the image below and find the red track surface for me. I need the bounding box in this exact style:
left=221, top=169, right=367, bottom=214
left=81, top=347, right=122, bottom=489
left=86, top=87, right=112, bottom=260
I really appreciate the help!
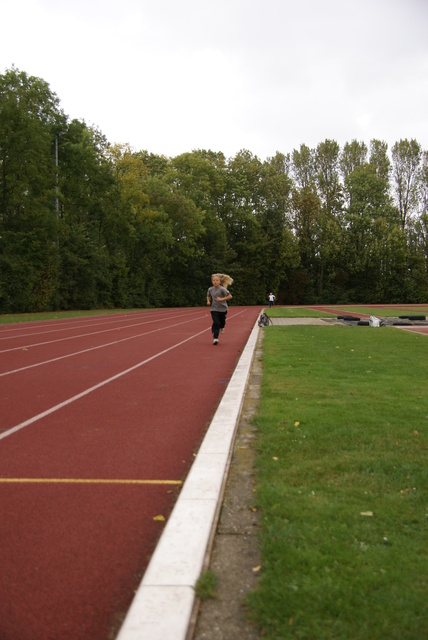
left=0, top=307, right=262, bottom=640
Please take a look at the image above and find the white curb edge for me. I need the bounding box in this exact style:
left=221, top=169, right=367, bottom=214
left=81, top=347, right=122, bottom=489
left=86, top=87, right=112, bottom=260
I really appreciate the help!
left=116, top=319, right=260, bottom=640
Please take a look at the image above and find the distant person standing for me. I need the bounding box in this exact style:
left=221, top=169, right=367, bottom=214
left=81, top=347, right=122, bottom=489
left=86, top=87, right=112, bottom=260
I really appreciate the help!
left=268, top=292, right=276, bottom=308
left=206, top=273, right=233, bottom=345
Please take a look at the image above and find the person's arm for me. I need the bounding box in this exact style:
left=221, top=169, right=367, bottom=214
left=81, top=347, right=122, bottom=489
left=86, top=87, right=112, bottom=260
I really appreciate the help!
left=218, top=293, right=232, bottom=302
left=206, top=294, right=211, bottom=306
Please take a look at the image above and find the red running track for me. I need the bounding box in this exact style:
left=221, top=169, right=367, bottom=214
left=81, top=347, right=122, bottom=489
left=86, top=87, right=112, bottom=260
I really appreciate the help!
left=0, top=306, right=262, bottom=640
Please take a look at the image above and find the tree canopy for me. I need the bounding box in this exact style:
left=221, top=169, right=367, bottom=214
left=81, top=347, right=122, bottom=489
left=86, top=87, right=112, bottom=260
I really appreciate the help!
left=1, top=67, right=427, bottom=312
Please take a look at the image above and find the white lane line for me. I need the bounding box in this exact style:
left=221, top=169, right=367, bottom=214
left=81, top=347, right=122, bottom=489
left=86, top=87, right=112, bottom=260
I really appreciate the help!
left=0, top=310, right=205, bottom=355
left=0, top=478, right=182, bottom=485
left=0, top=310, right=246, bottom=376
left=0, top=309, right=190, bottom=340
left=0, top=327, right=209, bottom=442
left=0, top=315, right=209, bottom=377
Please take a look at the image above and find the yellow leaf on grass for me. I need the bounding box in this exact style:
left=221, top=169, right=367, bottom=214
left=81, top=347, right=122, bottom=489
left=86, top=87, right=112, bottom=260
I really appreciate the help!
left=252, top=565, right=261, bottom=573
left=294, top=421, right=300, bottom=427
left=360, top=511, right=374, bottom=517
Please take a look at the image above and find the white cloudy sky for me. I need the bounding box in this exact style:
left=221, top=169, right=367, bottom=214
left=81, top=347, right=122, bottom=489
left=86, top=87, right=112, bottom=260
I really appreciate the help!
left=2, top=0, right=427, bottom=159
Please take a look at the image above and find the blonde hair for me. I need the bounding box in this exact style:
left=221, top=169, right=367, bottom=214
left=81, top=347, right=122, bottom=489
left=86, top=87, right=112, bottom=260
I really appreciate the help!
left=212, top=273, right=234, bottom=287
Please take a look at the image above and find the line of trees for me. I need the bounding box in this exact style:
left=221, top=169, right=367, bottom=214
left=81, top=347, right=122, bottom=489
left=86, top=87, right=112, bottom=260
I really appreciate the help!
left=1, top=67, right=427, bottom=313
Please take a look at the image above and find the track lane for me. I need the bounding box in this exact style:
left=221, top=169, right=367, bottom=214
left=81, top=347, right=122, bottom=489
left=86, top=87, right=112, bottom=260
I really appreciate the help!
left=0, top=306, right=262, bottom=640
left=0, top=309, right=201, bottom=362
left=1, top=482, right=176, bottom=640
left=1, top=320, right=243, bottom=479
left=0, top=309, right=190, bottom=341
left=0, top=311, right=219, bottom=432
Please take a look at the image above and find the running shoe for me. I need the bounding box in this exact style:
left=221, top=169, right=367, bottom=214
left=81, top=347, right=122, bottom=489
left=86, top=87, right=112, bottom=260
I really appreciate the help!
left=213, top=338, right=219, bottom=345
left=220, top=328, right=224, bottom=334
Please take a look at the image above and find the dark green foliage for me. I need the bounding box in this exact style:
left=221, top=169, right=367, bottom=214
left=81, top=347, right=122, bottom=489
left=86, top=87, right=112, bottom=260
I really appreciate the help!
left=1, top=67, right=427, bottom=312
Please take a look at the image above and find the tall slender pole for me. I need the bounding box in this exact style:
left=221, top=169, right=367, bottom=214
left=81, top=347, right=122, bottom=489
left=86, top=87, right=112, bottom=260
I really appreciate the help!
left=55, top=134, right=59, bottom=215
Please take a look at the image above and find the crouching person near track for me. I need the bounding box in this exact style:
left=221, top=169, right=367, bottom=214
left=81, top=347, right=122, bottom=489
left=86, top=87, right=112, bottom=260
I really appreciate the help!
left=206, top=273, right=233, bottom=345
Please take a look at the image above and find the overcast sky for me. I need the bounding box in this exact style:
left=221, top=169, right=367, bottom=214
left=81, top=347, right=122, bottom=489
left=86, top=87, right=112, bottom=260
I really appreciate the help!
left=2, top=0, right=427, bottom=160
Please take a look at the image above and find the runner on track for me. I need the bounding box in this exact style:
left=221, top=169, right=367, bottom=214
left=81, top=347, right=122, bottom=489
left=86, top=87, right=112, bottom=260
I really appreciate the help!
left=206, top=273, right=233, bottom=345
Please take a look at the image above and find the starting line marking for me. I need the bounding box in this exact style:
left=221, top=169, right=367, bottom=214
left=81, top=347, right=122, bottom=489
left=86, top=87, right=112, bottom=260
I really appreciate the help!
left=0, top=478, right=182, bottom=485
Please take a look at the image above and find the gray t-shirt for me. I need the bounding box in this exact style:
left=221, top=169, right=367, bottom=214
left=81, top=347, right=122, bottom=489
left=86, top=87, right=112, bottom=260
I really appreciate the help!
left=207, top=285, right=230, bottom=311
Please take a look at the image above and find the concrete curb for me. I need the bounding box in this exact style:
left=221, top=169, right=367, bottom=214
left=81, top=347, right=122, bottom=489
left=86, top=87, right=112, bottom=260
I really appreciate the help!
left=116, top=320, right=260, bottom=640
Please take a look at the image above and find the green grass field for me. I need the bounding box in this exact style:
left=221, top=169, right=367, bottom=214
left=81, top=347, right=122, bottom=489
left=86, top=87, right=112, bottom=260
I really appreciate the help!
left=247, top=322, right=428, bottom=639
left=266, top=307, right=337, bottom=318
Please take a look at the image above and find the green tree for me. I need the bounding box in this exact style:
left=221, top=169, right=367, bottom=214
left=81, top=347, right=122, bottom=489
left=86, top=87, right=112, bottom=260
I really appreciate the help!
left=290, top=141, right=346, bottom=303
left=290, top=186, right=321, bottom=302
left=391, top=138, right=422, bottom=229
left=0, top=67, right=63, bottom=311
left=220, top=150, right=269, bottom=303
left=404, top=150, right=428, bottom=301
left=140, top=156, right=207, bottom=306
left=56, top=119, right=115, bottom=308
left=369, top=139, right=391, bottom=182
left=258, top=152, right=297, bottom=301
left=169, top=150, right=232, bottom=294
left=291, top=144, right=315, bottom=190
left=106, top=145, right=173, bottom=307
left=344, top=163, right=403, bottom=301
left=340, top=140, right=368, bottom=181
left=420, top=151, right=428, bottom=217
left=314, top=140, right=344, bottom=300
left=315, top=139, right=343, bottom=217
